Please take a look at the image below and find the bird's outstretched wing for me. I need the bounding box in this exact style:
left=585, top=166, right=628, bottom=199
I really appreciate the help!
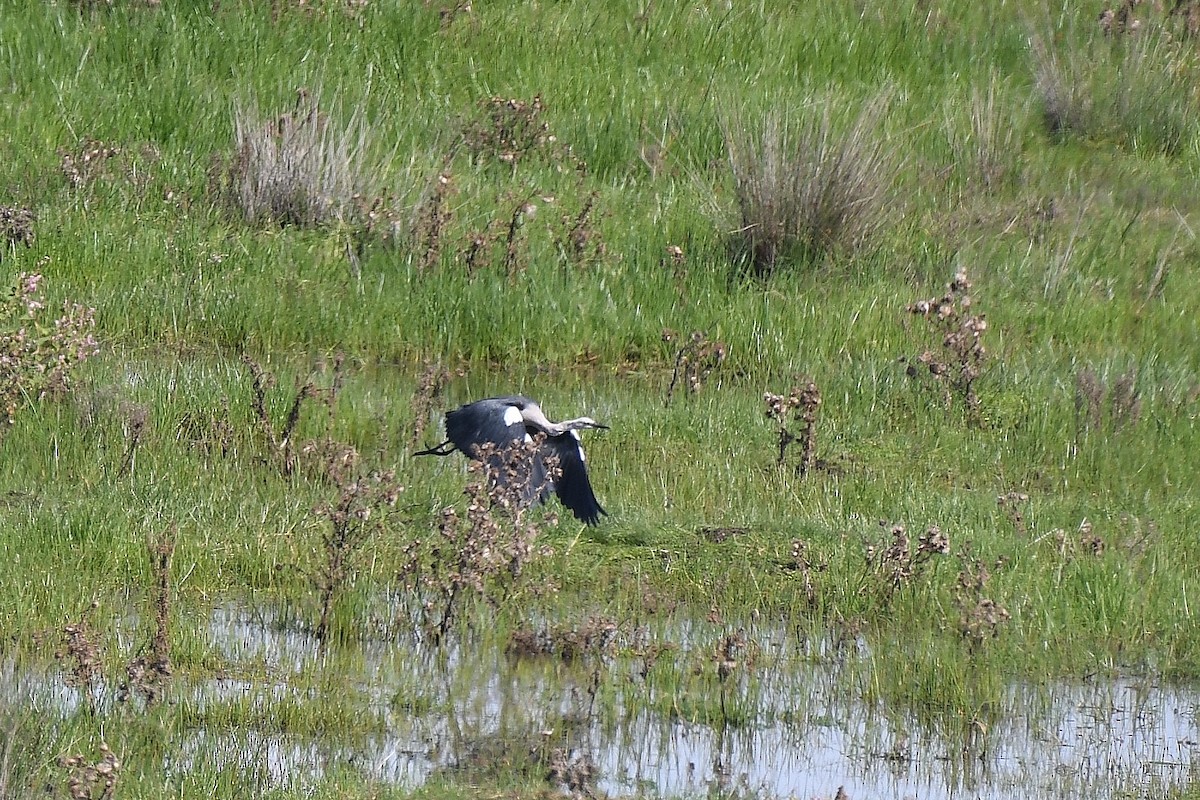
left=444, top=398, right=549, bottom=505
left=444, top=398, right=526, bottom=453
left=546, top=431, right=606, bottom=525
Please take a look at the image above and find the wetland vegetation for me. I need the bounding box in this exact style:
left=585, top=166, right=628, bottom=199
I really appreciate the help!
left=2, top=0, right=1200, bottom=797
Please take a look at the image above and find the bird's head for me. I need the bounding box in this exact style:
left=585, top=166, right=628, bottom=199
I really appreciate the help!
left=566, top=416, right=609, bottom=431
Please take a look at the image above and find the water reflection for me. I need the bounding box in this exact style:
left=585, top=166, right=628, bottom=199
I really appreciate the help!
left=8, top=603, right=1198, bottom=799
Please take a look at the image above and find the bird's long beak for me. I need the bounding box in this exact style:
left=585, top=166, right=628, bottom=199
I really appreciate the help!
left=592, top=423, right=610, bottom=430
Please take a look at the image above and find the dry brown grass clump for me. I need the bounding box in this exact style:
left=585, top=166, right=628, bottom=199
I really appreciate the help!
left=211, top=90, right=372, bottom=228
left=724, top=91, right=899, bottom=277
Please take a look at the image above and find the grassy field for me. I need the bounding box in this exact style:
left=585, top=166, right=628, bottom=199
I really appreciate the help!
left=3, top=0, right=1200, bottom=797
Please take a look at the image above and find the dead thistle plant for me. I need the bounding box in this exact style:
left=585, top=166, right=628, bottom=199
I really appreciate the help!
left=781, top=538, right=826, bottom=608
left=54, top=601, right=104, bottom=716
left=662, top=329, right=727, bottom=407
left=56, top=742, right=120, bottom=800
left=996, top=491, right=1031, bottom=537
left=953, top=547, right=1011, bottom=652
left=312, top=469, right=404, bottom=650
left=461, top=95, right=581, bottom=171
left=904, top=267, right=988, bottom=424
left=119, top=526, right=175, bottom=706
left=764, top=379, right=822, bottom=475
left=242, top=353, right=347, bottom=479
left=402, top=437, right=560, bottom=643
left=862, top=523, right=950, bottom=606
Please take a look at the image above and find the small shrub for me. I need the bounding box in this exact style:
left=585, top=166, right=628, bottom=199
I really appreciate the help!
left=723, top=91, right=899, bottom=277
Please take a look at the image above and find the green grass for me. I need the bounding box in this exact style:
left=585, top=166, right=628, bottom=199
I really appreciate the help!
left=3, top=0, right=1200, bottom=797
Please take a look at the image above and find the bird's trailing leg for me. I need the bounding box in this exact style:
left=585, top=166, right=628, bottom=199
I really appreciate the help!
left=414, top=439, right=458, bottom=457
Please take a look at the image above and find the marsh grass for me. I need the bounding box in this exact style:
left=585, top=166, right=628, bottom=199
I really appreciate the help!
left=3, top=0, right=1200, bottom=796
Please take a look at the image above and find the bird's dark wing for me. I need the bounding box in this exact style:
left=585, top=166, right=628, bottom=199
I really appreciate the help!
left=444, top=398, right=526, bottom=453
left=545, top=431, right=606, bottom=525
left=445, top=398, right=549, bottom=505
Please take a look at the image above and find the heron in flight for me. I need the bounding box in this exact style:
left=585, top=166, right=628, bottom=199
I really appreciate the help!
left=415, top=396, right=609, bottom=525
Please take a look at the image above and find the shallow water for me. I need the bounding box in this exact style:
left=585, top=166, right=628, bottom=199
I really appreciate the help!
left=9, top=602, right=1198, bottom=799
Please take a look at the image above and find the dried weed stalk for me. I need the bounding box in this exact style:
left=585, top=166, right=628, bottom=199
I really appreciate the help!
left=119, top=526, right=175, bottom=706
left=312, top=470, right=404, bottom=649
left=953, top=549, right=1011, bottom=651
left=56, top=742, right=120, bottom=800
left=555, top=191, right=607, bottom=269
left=905, top=268, right=988, bottom=424
left=862, top=523, right=950, bottom=605
left=242, top=353, right=347, bottom=479
left=409, top=360, right=451, bottom=449
left=764, top=379, right=822, bottom=475
left=781, top=538, right=826, bottom=608
left=115, top=401, right=149, bottom=479
left=662, top=329, right=727, bottom=407
left=402, top=437, right=560, bottom=643
left=54, top=601, right=104, bottom=716
left=414, top=172, right=454, bottom=272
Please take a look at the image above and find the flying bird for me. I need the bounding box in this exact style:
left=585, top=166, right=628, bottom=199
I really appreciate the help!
left=415, top=396, right=608, bottom=525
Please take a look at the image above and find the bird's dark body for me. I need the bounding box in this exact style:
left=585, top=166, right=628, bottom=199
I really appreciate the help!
left=419, top=396, right=607, bottom=525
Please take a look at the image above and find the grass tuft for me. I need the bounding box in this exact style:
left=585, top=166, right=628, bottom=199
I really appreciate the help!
left=210, top=90, right=373, bottom=228
left=723, top=91, right=900, bottom=277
